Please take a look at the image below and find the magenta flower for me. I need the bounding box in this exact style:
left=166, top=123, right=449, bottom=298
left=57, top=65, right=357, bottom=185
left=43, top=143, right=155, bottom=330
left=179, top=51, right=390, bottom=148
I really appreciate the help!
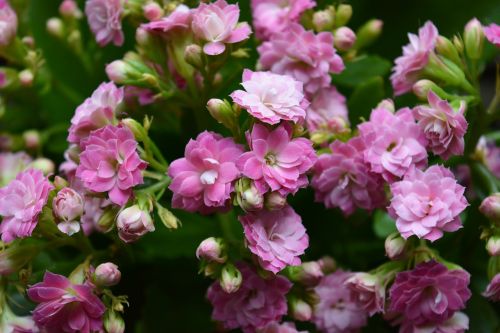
left=239, top=205, right=309, bottom=273
left=230, top=70, right=308, bottom=125
left=359, top=106, right=428, bottom=183
left=391, top=21, right=438, bottom=95
left=389, top=260, right=471, bottom=326
left=0, top=0, right=17, bottom=46
left=414, top=92, right=468, bottom=160
left=258, top=321, right=308, bottom=333
left=141, top=4, right=192, bottom=36
left=85, top=0, right=124, bottom=47
left=313, top=271, right=368, bottom=333
left=237, top=123, right=317, bottom=196
left=306, top=86, right=349, bottom=135
left=399, top=312, right=469, bottom=333
left=483, top=273, right=500, bottom=302
left=0, top=169, right=53, bottom=243
left=28, top=271, right=106, bottom=333
left=207, top=262, right=291, bottom=333
left=191, top=0, right=251, bottom=55
left=345, top=272, right=386, bottom=316
left=68, top=82, right=123, bottom=145
left=388, top=165, right=468, bottom=241
left=168, top=131, right=243, bottom=214
left=312, top=137, right=386, bottom=216
left=0, top=151, right=32, bottom=187
left=76, top=125, right=147, bottom=206
left=258, top=24, right=344, bottom=95
left=251, top=0, right=315, bottom=41
left=484, top=23, right=500, bottom=47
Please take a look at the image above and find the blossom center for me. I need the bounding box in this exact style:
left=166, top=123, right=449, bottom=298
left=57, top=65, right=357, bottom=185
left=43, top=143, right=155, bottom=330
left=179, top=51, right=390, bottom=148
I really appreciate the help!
left=264, top=153, right=277, bottom=166
left=200, top=169, right=218, bottom=185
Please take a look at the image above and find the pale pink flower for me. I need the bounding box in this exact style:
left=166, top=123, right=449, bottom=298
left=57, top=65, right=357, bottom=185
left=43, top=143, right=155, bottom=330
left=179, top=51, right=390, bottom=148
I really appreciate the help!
left=251, top=0, right=315, bottom=40
left=391, top=21, right=438, bottom=95
left=258, top=321, right=308, bottom=333
left=76, top=125, right=147, bottom=205
left=0, top=169, right=53, bottom=243
left=237, top=123, right=317, bottom=196
left=230, top=70, right=308, bottom=125
left=28, top=271, right=106, bottom=333
left=239, top=205, right=309, bottom=273
left=196, top=237, right=226, bottom=263
left=116, top=205, right=155, bottom=243
left=483, top=273, right=500, bottom=302
left=0, top=0, right=17, bottom=46
left=413, top=92, right=467, bottom=160
left=334, top=27, right=356, bottom=51
left=359, top=106, right=428, bottom=183
left=94, top=262, right=121, bottom=287
left=388, top=165, right=468, bottom=241
left=53, top=187, right=84, bottom=236
left=168, top=131, right=243, bottom=214
left=306, top=86, right=349, bottom=135
left=484, top=23, right=500, bottom=47
left=207, top=262, right=292, bottom=333
left=0, top=151, right=32, bottom=186
left=191, top=0, right=251, bottom=55
left=258, top=24, right=344, bottom=95
left=312, top=137, right=386, bottom=216
left=68, top=82, right=123, bottom=145
left=345, top=272, right=386, bottom=316
left=399, top=312, right=469, bottom=333
left=313, top=271, right=368, bottom=333
left=85, top=0, right=124, bottom=46
left=141, top=4, right=192, bottom=36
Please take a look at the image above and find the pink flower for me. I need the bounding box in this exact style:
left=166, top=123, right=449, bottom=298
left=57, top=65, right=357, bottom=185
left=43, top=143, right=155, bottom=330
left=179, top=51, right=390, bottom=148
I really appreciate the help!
left=0, top=0, right=17, bottom=46
left=230, top=70, right=308, bottom=125
left=0, top=169, right=53, bottom=243
left=239, top=205, right=309, bottom=273
left=0, top=151, right=32, bottom=187
left=53, top=187, right=84, bottom=236
left=484, top=23, right=500, bottom=47
left=313, top=271, right=368, bottom=333
left=345, top=272, right=385, bottom=316
left=388, top=165, right=468, bottom=241
left=312, top=137, right=386, bottom=216
left=191, top=0, right=251, bottom=55
left=391, top=21, right=438, bottom=95
left=168, top=131, right=243, bottom=214
left=389, top=261, right=470, bottom=326
left=116, top=205, right=155, bottom=243
left=237, top=123, right=317, bottom=196
left=68, top=82, right=123, bottom=145
left=359, top=106, right=428, bottom=183
left=258, top=321, right=308, bottom=333
left=28, top=271, right=106, bottom=333
left=85, top=0, right=124, bottom=47
left=306, top=86, right=349, bottom=135
left=76, top=125, right=147, bottom=206
left=483, top=273, right=500, bottom=302
left=251, top=0, right=315, bottom=40
left=399, top=312, right=469, bottom=333
left=477, top=137, right=500, bottom=178
left=207, top=262, right=292, bottom=333
left=414, top=92, right=467, bottom=160
left=141, top=4, right=192, bottom=36
left=258, top=24, right=344, bottom=95
left=94, top=262, right=121, bottom=287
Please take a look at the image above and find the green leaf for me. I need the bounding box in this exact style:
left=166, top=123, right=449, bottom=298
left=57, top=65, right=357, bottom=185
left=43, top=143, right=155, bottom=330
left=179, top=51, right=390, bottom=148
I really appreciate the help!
left=347, top=76, right=385, bottom=126
left=373, top=209, right=397, bottom=239
left=333, top=56, right=391, bottom=87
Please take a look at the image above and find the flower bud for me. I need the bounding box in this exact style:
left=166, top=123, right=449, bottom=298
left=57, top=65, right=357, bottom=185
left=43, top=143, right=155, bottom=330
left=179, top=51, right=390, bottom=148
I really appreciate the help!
left=22, top=130, right=40, bottom=149
left=376, top=98, right=395, bottom=112
left=106, top=60, right=128, bottom=84
left=312, top=8, right=334, bottom=32
left=117, top=205, right=155, bottom=243
left=486, top=236, right=500, bottom=256
left=289, top=297, right=312, bottom=321
left=355, top=19, right=383, bottom=49
left=59, top=0, right=82, bottom=19
left=18, top=69, right=34, bottom=87
left=334, top=27, right=356, bottom=51
left=30, top=157, right=55, bottom=175
left=318, top=256, right=336, bottom=273
left=220, top=263, right=242, bottom=293
left=385, top=232, right=407, bottom=260
left=412, top=79, right=439, bottom=100
left=264, top=191, right=287, bottom=211
left=234, top=178, right=264, bottom=212
left=297, top=261, right=324, bottom=286
left=0, top=243, right=39, bottom=275
left=184, top=44, right=204, bottom=70
left=335, top=4, right=352, bottom=27
left=436, top=36, right=462, bottom=66
left=46, top=17, right=65, bottom=38
left=121, top=118, right=147, bottom=142
left=196, top=237, right=227, bottom=263
left=0, top=0, right=18, bottom=46
left=94, top=262, right=121, bottom=287
left=143, top=2, right=164, bottom=21
left=479, top=193, right=500, bottom=221
left=453, top=36, right=464, bottom=54
left=206, top=98, right=238, bottom=131
left=104, top=310, right=125, bottom=333
left=203, top=262, right=219, bottom=278
left=135, top=27, right=151, bottom=46
left=53, top=176, right=69, bottom=190
left=464, top=18, right=484, bottom=60
left=53, top=187, right=84, bottom=235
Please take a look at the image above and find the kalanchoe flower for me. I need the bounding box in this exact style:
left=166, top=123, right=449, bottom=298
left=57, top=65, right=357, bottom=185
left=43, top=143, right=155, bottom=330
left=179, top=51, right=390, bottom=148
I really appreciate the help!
left=53, top=187, right=84, bottom=236
left=359, top=106, right=428, bottom=183
left=94, top=262, right=121, bottom=287
left=237, top=123, right=317, bottom=196
left=334, top=27, right=356, bottom=51
left=258, top=23, right=344, bottom=95
left=388, top=165, right=468, bottom=241
left=196, top=237, right=227, bottom=263
left=116, top=205, right=155, bottom=243
left=257, top=321, right=308, bottom=333
left=345, top=272, right=386, bottom=316
left=230, top=70, right=309, bottom=125
left=306, top=86, right=349, bottom=137
left=0, top=151, right=32, bottom=187
left=391, top=21, right=438, bottom=95
left=312, top=137, right=386, bottom=216
left=0, top=0, right=17, bottom=46
left=207, top=262, right=292, bottom=333
left=313, top=271, right=368, bottom=333
left=85, top=0, right=124, bottom=47
left=399, top=312, right=469, bottom=333
left=191, top=0, right=251, bottom=55
left=239, top=205, right=309, bottom=274
left=168, top=131, right=243, bottom=214
left=143, top=2, right=163, bottom=21
left=220, top=263, right=242, bottom=293
left=28, top=271, right=106, bottom=333
left=76, top=125, right=147, bottom=206
left=251, top=0, right=315, bottom=41
left=142, top=4, right=192, bottom=36
left=68, top=82, right=123, bottom=145
left=0, top=169, right=53, bottom=243
left=413, top=92, right=467, bottom=160
left=479, top=193, right=500, bottom=221
left=389, top=260, right=471, bottom=326
left=483, top=273, right=500, bottom=302
left=289, top=298, right=312, bottom=321
left=483, top=23, right=500, bottom=47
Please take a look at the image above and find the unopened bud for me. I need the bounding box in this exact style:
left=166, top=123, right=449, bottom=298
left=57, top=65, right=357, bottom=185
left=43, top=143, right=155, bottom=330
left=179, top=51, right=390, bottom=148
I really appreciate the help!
left=486, top=236, right=500, bottom=256
left=143, top=2, right=164, bottom=21
left=334, top=27, right=356, bottom=51
left=184, top=44, right=204, bottom=69
left=436, top=36, right=462, bottom=66
left=106, top=60, right=128, bottom=84
left=220, top=263, right=242, bottom=293
left=376, top=98, right=395, bottom=112
left=18, top=69, right=34, bottom=87
left=264, top=191, right=287, bottom=211
left=196, top=237, right=227, bottom=263
left=22, top=130, right=40, bottom=149
left=59, top=0, right=82, bottom=19
left=94, top=262, right=121, bottom=287
left=335, top=4, right=352, bottom=27
left=135, top=27, right=151, bottom=46
left=117, top=205, right=155, bottom=243
left=453, top=36, right=464, bottom=54
left=104, top=310, right=125, bottom=333
left=156, top=202, right=180, bottom=229
left=312, top=8, right=334, bottom=32
left=318, top=256, right=336, bottom=273
left=0, top=0, right=18, bottom=46
left=122, top=118, right=147, bottom=142
left=297, top=261, right=324, bottom=286
left=385, top=232, right=407, bottom=260
left=289, top=298, right=312, bottom=321
left=30, top=157, right=55, bottom=175
left=53, top=176, right=69, bottom=190
left=46, top=17, right=65, bottom=38
left=412, top=79, right=446, bottom=100
left=203, top=262, right=219, bottom=277
left=234, top=178, right=264, bottom=212
left=53, top=187, right=84, bottom=235
left=355, top=19, right=383, bottom=49
left=206, top=98, right=237, bottom=130
left=479, top=193, right=500, bottom=221
left=464, top=18, right=484, bottom=60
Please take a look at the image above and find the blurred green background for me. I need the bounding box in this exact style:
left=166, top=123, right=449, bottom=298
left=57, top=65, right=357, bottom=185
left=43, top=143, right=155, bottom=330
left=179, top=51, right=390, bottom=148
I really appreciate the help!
left=1, top=0, right=500, bottom=332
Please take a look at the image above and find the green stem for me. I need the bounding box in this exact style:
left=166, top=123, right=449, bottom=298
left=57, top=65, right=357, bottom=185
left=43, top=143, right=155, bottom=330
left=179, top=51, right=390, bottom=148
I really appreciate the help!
left=137, top=176, right=171, bottom=195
